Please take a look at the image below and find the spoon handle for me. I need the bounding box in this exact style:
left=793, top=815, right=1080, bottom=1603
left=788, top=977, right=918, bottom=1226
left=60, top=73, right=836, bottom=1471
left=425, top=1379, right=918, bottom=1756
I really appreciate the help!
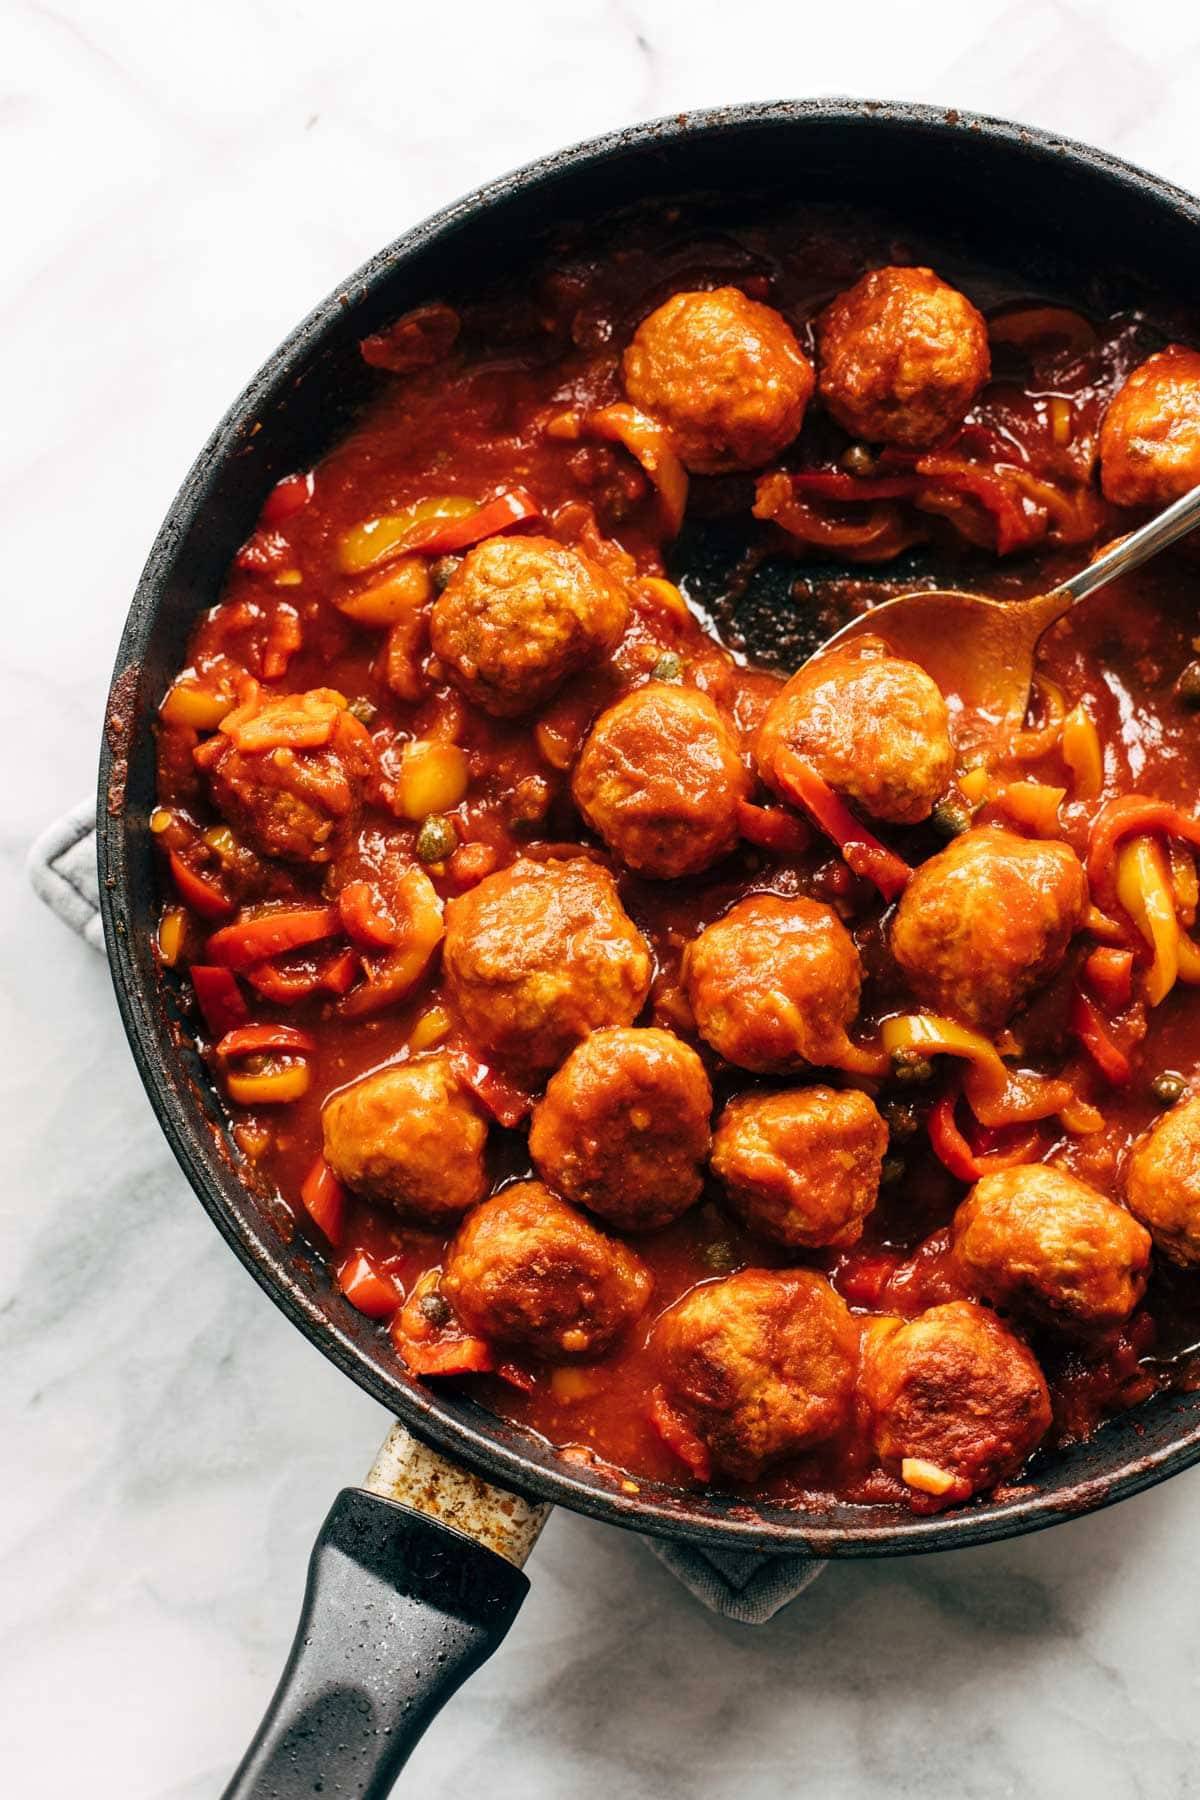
left=1054, top=482, right=1200, bottom=605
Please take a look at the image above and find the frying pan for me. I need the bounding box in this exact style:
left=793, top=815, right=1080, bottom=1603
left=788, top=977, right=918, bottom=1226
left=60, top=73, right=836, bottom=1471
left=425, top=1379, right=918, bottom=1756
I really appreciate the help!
left=98, top=98, right=1200, bottom=1797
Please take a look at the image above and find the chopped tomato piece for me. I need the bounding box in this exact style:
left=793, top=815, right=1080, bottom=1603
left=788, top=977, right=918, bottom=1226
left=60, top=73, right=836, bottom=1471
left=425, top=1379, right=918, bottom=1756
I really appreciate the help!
left=1083, top=946, right=1135, bottom=1011
left=299, top=1156, right=347, bottom=1248
left=337, top=1252, right=401, bottom=1320
left=259, top=471, right=314, bottom=528
left=167, top=850, right=235, bottom=921
left=834, top=1249, right=900, bottom=1309
left=189, top=964, right=250, bottom=1037
left=399, top=1334, right=496, bottom=1376
left=215, top=1023, right=317, bottom=1060
left=206, top=907, right=342, bottom=971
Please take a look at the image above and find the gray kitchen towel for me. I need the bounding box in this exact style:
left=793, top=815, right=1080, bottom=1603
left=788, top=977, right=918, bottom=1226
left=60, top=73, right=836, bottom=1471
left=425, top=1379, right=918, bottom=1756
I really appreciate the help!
left=28, top=803, right=826, bottom=1623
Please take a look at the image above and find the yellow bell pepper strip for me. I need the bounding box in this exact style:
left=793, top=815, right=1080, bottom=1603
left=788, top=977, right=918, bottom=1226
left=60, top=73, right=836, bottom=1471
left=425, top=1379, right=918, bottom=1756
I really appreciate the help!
left=337, top=497, right=478, bottom=573
left=225, top=1061, right=311, bottom=1106
left=338, top=869, right=445, bottom=1020
left=189, top=965, right=249, bottom=1038
left=774, top=751, right=911, bottom=901
left=402, top=487, right=541, bottom=556
left=168, top=849, right=235, bottom=921
left=1115, top=835, right=1180, bottom=1006
left=299, top=1156, right=347, bottom=1249
left=335, top=558, right=432, bottom=626
left=989, top=781, right=1066, bottom=837
left=337, top=1251, right=401, bottom=1321
left=881, top=1013, right=1096, bottom=1131
left=585, top=405, right=689, bottom=536
left=206, top=906, right=342, bottom=971
left=157, top=907, right=188, bottom=967
left=1061, top=703, right=1104, bottom=800
left=159, top=677, right=239, bottom=732
left=1070, top=990, right=1133, bottom=1086
left=1087, top=795, right=1200, bottom=914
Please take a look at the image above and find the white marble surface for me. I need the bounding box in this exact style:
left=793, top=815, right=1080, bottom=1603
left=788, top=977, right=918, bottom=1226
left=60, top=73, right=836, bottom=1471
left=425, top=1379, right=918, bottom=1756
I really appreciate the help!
left=6, top=1, right=1200, bottom=1793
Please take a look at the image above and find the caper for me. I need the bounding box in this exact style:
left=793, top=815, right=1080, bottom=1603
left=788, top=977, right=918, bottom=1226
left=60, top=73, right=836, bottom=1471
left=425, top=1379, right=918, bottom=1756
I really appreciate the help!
left=347, top=696, right=378, bottom=724
left=651, top=650, right=685, bottom=684
left=1177, top=661, right=1200, bottom=708
left=891, top=1047, right=935, bottom=1085
left=931, top=796, right=973, bottom=839
left=415, top=814, right=457, bottom=864
left=430, top=554, right=463, bottom=594
left=701, top=1240, right=737, bottom=1273
left=880, top=1155, right=905, bottom=1187
left=418, top=1290, right=452, bottom=1327
left=841, top=443, right=877, bottom=478
left=1151, top=1071, right=1187, bottom=1106
left=882, top=1098, right=921, bottom=1142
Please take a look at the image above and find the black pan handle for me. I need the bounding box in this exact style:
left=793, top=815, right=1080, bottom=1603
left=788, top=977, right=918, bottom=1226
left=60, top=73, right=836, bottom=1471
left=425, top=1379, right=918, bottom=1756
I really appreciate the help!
left=221, top=1485, right=531, bottom=1799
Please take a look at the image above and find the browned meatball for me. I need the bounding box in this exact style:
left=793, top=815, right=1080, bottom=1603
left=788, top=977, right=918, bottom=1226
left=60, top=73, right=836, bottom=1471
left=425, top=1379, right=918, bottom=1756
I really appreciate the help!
left=442, top=857, right=652, bottom=1080
left=430, top=534, right=628, bottom=717
left=684, top=894, right=863, bottom=1073
left=622, top=286, right=814, bottom=473
left=441, top=1181, right=652, bottom=1358
left=321, top=1055, right=487, bottom=1226
left=1099, top=346, right=1200, bottom=508
left=572, top=683, right=750, bottom=878
left=1125, top=1094, right=1200, bottom=1265
left=816, top=266, right=990, bottom=449
left=756, top=636, right=953, bottom=826
left=204, top=689, right=374, bottom=864
left=952, top=1165, right=1151, bottom=1331
left=651, top=1269, right=857, bottom=1482
left=528, top=1027, right=712, bottom=1231
left=711, top=1085, right=887, bottom=1249
left=861, top=1302, right=1051, bottom=1500
left=890, top=827, right=1087, bottom=1030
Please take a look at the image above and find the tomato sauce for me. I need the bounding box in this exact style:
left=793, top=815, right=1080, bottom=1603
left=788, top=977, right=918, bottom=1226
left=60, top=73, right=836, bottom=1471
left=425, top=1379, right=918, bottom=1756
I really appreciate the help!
left=153, top=202, right=1200, bottom=1516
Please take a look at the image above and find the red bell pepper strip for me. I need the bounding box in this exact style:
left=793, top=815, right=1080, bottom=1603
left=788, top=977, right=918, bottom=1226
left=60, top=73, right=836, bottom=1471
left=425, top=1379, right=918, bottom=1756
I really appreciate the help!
left=1070, top=989, right=1132, bottom=1086
left=833, top=1249, right=900, bottom=1309
left=189, top=964, right=250, bottom=1038
left=259, top=471, right=313, bottom=528
left=206, top=906, right=342, bottom=971
left=449, top=1051, right=533, bottom=1128
left=786, top=470, right=923, bottom=502
left=402, top=488, right=540, bottom=557
left=337, top=1252, right=401, bottom=1320
left=775, top=752, right=911, bottom=901
left=168, top=850, right=235, bottom=921
left=215, top=1023, right=316, bottom=1060
left=1083, top=946, right=1135, bottom=1011
left=1087, top=795, right=1200, bottom=915
left=736, top=799, right=812, bottom=858
left=245, top=947, right=360, bottom=1003
left=927, top=1087, right=1043, bottom=1183
left=299, top=1155, right=347, bottom=1249
left=912, top=456, right=1039, bottom=555
left=398, top=1334, right=496, bottom=1376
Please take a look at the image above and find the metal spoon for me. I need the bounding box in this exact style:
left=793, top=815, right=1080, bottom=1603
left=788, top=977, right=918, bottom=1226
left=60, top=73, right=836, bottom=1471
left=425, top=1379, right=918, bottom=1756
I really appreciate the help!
left=817, top=482, right=1200, bottom=748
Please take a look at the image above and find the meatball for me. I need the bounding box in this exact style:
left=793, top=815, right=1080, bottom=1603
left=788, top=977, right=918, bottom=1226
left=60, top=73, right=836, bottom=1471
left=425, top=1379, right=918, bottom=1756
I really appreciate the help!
left=816, top=266, right=990, bottom=449
left=441, top=1181, right=652, bottom=1358
left=684, top=894, right=863, bottom=1073
left=429, top=534, right=628, bottom=717
left=321, top=1055, right=487, bottom=1226
left=572, top=683, right=750, bottom=878
left=756, top=636, right=953, bottom=826
left=442, top=857, right=652, bottom=1080
left=890, top=827, right=1087, bottom=1030
left=952, top=1165, right=1151, bottom=1331
left=528, top=1027, right=712, bottom=1231
left=651, top=1269, right=858, bottom=1483
left=711, top=1085, right=887, bottom=1249
left=1125, top=1094, right=1200, bottom=1265
left=622, top=286, right=814, bottom=473
left=1099, top=346, right=1200, bottom=508
left=861, top=1302, right=1051, bottom=1499
left=203, top=688, right=374, bottom=864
